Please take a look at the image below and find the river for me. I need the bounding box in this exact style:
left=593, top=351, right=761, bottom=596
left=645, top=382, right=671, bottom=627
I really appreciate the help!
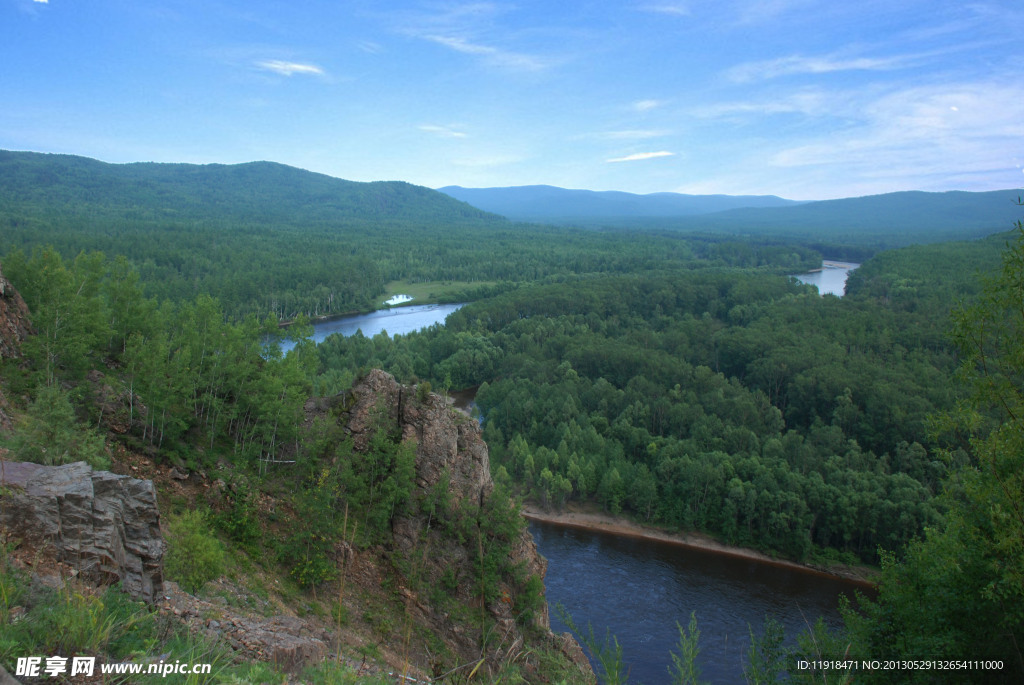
left=296, top=298, right=866, bottom=683
left=308, top=303, right=464, bottom=342
left=793, top=260, right=859, bottom=297
left=277, top=303, right=465, bottom=352
left=531, top=520, right=867, bottom=684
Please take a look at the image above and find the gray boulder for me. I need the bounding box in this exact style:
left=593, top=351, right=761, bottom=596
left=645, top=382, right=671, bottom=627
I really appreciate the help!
left=0, top=461, right=164, bottom=603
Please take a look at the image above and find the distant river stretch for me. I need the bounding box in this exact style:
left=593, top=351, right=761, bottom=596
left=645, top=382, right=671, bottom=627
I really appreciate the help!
left=278, top=303, right=464, bottom=352
left=793, top=260, right=859, bottom=297
left=308, top=303, right=464, bottom=342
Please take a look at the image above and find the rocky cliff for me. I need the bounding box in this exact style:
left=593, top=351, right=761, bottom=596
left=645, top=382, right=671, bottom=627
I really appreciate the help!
left=0, top=461, right=164, bottom=603
left=0, top=261, right=33, bottom=361
left=0, top=261, right=33, bottom=432
left=307, top=369, right=585, bottom=677
left=0, top=268, right=165, bottom=604
left=0, top=256, right=589, bottom=680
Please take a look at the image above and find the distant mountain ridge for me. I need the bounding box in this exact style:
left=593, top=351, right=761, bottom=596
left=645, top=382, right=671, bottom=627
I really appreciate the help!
left=2, top=150, right=1019, bottom=251
left=0, top=150, right=507, bottom=319
left=439, top=183, right=1022, bottom=247
left=437, top=184, right=801, bottom=221
left=0, top=150, right=503, bottom=227
left=688, top=189, right=1023, bottom=245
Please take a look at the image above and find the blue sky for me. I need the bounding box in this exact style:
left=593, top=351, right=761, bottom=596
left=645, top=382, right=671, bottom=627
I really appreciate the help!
left=3, top=0, right=1022, bottom=200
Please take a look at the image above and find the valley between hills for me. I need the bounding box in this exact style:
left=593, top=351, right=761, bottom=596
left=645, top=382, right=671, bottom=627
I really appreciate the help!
left=1, top=151, right=1021, bottom=683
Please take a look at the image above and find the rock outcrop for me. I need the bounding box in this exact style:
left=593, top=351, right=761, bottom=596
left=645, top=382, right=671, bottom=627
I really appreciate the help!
left=0, top=261, right=33, bottom=361
left=313, top=370, right=583, bottom=677
left=0, top=461, right=164, bottom=603
left=341, top=369, right=495, bottom=516
left=0, top=261, right=33, bottom=432
left=161, top=581, right=330, bottom=672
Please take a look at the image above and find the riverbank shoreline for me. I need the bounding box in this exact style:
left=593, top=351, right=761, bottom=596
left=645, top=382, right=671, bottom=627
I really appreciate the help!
left=278, top=301, right=422, bottom=328
left=521, top=502, right=877, bottom=587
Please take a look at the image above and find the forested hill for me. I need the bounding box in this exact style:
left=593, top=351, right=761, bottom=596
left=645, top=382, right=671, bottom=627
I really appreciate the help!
left=688, top=189, right=1023, bottom=246
left=0, top=150, right=829, bottom=321
left=0, top=150, right=514, bottom=319
left=0, top=150, right=501, bottom=226
left=441, top=183, right=1022, bottom=248
left=437, top=184, right=801, bottom=222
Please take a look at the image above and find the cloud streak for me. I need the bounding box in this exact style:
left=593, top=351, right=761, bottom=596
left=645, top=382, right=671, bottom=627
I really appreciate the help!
left=734, top=0, right=815, bottom=25
left=418, top=124, right=468, bottom=138
left=607, top=151, right=674, bottom=163
left=255, top=60, right=325, bottom=77
left=387, top=3, right=552, bottom=72
left=771, top=81, right=1024, bottom=170
left=596, top=129, right=670, bottom=140
left=632, top=99, right=664, bottom=112
left=639, top=3, right=690, bottom=16
left=422, top=34, right=548, bottom=71
left=688, top=89, right=835, bottom=119
left=683, top=79, right=1024, bottom=199
left=726, top=52, right=914, bottom=83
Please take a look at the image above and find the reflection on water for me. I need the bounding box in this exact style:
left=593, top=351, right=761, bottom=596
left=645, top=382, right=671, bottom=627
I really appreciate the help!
left=277, top=303, right=464, bottom=353
left=308, top=303, right=464, bottom=342
left=531, top=520, right=867, bottom=684
left=794, top=260, right=860, bottom=297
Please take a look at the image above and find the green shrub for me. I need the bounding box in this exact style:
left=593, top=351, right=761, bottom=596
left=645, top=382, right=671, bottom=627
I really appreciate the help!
left=0, top=567, right=156, bottom=670
left=214, top=480, right=261, bottom=550
left=515, top=573, right=546, bottom=626
left=2, top=384, right=109, bottom=469
left=164, top=510, right=226, bottom=594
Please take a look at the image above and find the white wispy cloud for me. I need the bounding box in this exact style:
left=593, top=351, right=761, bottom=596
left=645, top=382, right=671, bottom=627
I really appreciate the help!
left=32, top=0, right=49, bottom=4
left=672, top=72, right=1024, bottom=199
left=425, top=34, right=493, bottom=56
left=632, top=99, right=664, bottom=112
left=597, top=129, right=670, bottom=140
left=734, top=0, right=815, bottom=25
left=423, top=34, right=548, bottom=71
left=639, top=3, right=690, bottom=16
left=680, top=80, right=1024, bottom=198
left=387, top=3, right=552, bottom=72
left=726, top=52, right=913, bottom=83
left=255, top=60, right=325, bottom=76
left=607, top=151, right=674, bottom=163
left=689, top=89, right=834, bottom=119
left=771, top=81, right=1024, bottom=170
left=357, top=41, right=384, bottom=54
left=418, top=124, right=468, bottom=139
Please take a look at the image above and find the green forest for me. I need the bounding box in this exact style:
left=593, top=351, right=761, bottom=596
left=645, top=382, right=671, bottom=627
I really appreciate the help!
left=1, top=153, right=1021, bottom=682
left=0, top=151, right=821, bottom=320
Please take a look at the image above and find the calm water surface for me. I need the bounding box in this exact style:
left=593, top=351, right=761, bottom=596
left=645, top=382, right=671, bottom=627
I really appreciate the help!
left=794, top=261, right=860, bottom=297
left=278, top=303, right=464, bottom=352
left=531, top=520, right=867, bottom=684
left=309, top=303, right=464, bottom=341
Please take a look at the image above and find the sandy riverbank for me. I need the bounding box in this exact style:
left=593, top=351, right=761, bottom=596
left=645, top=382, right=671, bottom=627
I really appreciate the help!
left=521, top=502, right=877, bottom=587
